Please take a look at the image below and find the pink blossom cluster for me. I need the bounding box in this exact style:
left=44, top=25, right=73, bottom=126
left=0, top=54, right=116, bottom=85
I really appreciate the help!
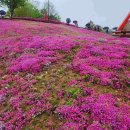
left=72, top=40, right=130, bottom=88
left=0, top=74, right=52, bottom=130
left=56, top=92, right=130, bottom=130
left=1, top=35, right=78, bottom=74
left=0, top=20, right=130, bottom=129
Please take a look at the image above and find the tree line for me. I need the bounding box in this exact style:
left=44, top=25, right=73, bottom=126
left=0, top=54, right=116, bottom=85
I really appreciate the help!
left=0, top=0, right=61, bottom=21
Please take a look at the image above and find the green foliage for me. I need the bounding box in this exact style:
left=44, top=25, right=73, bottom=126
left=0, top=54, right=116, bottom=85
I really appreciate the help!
left=41, top=1, right=61, bottom=21
left=61, top=82, right=66, bottom=88
left=66, top=88, right=81, bottom=98
left=5, top=10, right=10, bottom=17
left=66, top=100, right=73, bottom=105
left=0, top=0, right=26, bottom=7
left=64, top=54, right=72, bottom=62
left=49, top=13, right=61, bottom=21
left=36, top=75, right=43, bottom=81
left=14, top=2, right=42, bottom=18
left=71, top=45, right=80, bottom=53
left=0, top=0, right=27, bottom=18
left=41, top=1, right=55, bottom=16
left=1, top=0, right=61, bottom=20
left=52, top=98, right=59, bottom=106
left=127, top=82, right=130, bottom=88
left=84, top=75, right=90, bottom=81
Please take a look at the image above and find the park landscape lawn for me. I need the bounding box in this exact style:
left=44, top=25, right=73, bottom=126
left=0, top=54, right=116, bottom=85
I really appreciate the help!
left=0, top=19, right=130, bottom=130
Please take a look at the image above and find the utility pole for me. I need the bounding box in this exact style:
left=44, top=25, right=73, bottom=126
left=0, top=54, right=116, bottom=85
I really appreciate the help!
left=48, top=0, right=50, bottom=22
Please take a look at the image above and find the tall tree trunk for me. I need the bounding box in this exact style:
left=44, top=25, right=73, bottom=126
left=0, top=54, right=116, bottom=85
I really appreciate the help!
left=10, top=10, right=14, bottom=19
left=9, top=2, right=14, bottom=19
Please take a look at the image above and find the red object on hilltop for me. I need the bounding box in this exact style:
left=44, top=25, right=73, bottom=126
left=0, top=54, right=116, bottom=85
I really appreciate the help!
left=44, top=11, right=49, bottom=21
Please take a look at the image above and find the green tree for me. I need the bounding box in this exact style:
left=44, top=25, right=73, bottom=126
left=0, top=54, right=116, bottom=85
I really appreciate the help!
left=14, top=2, right=42, bottom=18
left=49, top=13, right=61, bottom=21
left=0, top=0, right=26, bottom=18
left=41, top=1, right=61, bottom=21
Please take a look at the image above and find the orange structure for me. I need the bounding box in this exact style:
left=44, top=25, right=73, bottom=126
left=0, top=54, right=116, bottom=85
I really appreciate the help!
left=118, top=12, right=130, bottom=31
left=113, top=12, right=130, bottom=37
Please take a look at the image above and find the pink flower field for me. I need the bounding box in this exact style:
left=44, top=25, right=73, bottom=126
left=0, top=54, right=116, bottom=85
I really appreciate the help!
left=0, top=20, right=130, bottom=130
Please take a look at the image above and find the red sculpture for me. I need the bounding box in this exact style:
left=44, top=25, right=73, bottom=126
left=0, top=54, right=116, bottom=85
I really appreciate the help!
left=118, top=12, right=130, bottom=31
left=113, top=12, right=130, bottom=37
left=44, top=10, right=49, bottom=21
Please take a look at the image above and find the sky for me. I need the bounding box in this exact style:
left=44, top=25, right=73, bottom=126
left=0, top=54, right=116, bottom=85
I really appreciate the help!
left=0, top=0, right=130, bottom=28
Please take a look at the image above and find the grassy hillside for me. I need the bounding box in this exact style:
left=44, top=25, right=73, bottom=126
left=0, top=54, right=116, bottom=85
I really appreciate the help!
left=0, top=20, right=130, bottom=130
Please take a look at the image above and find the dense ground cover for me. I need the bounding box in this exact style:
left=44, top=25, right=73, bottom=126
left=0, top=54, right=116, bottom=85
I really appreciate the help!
left=0, top=20, right=130, bottom=130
